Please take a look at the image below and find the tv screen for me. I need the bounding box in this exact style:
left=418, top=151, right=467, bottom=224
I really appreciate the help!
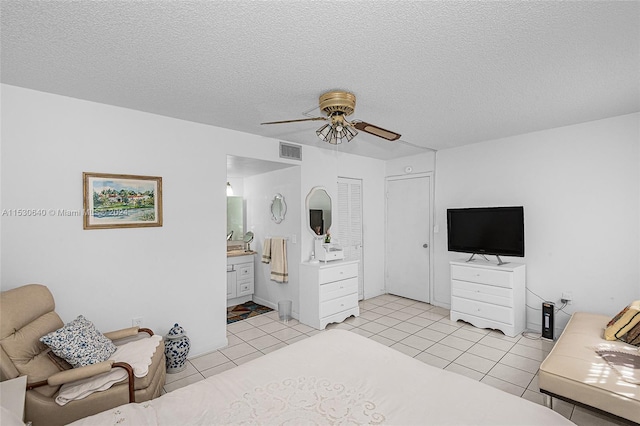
left=447, top=206, right=524, bottom=257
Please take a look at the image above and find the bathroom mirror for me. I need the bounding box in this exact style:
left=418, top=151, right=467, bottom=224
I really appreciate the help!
left=226, top=196, right=244, bottom=241
left=306, top=186, right=332, bottom=236
left=270, top=193, right=287, bottom=224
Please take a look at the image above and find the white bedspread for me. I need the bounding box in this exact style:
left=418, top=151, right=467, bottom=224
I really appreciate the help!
left=72, top=330, right=573, bottom=425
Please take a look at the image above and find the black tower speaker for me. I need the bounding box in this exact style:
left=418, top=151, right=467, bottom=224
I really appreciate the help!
left=542, top=302, right=555, bottom=340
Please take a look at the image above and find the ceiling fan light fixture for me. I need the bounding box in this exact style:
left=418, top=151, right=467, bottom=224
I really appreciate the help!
left=344, top=125, right=358, bottom=141
left=316, top=123, right=342, bottom=144
left=264, top=90, right=401, bottom=144
left=328, top=129, right=341, bottom=145
left=334, top=124, right=357, bottom=142
left=316, top=123, right=332, bottom=141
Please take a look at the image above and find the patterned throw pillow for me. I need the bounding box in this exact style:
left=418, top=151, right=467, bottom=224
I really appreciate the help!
left=40, top=315, right=116, bottom=368
left=604, top=301, right=640, bottom=341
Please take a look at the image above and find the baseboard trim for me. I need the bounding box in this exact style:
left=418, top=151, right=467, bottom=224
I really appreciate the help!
left=252, top=296, right=299, bottom=320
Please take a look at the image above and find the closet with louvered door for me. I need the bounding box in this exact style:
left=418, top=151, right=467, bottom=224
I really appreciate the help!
left=337, top=177, right=364, bottom=299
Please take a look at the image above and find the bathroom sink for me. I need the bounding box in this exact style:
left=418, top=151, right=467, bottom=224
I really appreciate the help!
left=227, top=249, right=256, bottom=257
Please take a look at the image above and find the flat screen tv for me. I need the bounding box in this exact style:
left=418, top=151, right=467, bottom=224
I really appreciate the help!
left=447, top=206, right=524, bottom=259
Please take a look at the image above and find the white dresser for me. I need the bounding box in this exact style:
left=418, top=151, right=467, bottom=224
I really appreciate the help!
left=227, top=254, right=255, bottom=307
left=300, top=260, right=360, bottom=329
left=450, top=260, right=526, bottom=337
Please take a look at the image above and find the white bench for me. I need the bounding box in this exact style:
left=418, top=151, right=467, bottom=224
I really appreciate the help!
left=539, top=312, right=640, bottom=424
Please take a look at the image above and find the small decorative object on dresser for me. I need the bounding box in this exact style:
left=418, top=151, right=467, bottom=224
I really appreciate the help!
left=449, top=259, right=526, bottom=337
left=164, top=323, right=190, bottom=373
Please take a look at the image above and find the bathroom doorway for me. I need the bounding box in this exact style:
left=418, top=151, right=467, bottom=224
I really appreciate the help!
left=226, top=155, right=301, bottom=327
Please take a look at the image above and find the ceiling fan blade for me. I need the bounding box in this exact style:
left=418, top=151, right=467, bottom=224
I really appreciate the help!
left=353, top=121, right=401, bottom=141
left=261, top=117, right=327, bottom=125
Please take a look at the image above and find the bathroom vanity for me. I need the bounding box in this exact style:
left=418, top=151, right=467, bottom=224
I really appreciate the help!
left=299, top=259, right=359, bottom=329
left=226, top=252, right=256, bottom=307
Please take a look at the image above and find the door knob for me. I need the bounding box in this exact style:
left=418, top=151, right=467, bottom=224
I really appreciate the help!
left=423, top=243, right=429, bottom=248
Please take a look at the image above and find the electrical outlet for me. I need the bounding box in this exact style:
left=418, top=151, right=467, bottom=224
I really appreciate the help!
left=132, top=317, right=143, bottom=327
left=561, top=292, right=573, bottom=304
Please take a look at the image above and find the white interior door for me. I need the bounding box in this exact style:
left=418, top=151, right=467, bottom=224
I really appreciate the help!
left=337, top=177, right=364, bottom=299
left=385, top=174, right=432, bottom=303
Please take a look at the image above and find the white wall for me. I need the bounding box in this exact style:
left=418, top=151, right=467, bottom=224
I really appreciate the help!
left=300, top=147, right=388, bottom=299
left=434, top=113, right=640, bottom=334
left=386, top=151, right=436, bottom=176
left=1, top=85, right=228, bottom=356
left=1, top=85, right=389, bottom=356
left=245, top=166, right=302, bottom=315
left=226, top=177, right=244, bottom=197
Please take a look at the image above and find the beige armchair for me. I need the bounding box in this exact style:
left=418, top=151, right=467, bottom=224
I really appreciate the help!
left=0, top=284, right=166, bottom=426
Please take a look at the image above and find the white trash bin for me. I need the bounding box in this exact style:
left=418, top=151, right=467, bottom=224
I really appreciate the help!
left=278, top=300, right=292, bottom=323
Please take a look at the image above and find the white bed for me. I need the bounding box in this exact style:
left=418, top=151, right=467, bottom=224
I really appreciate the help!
left=71, top=330, right=572, bottom=425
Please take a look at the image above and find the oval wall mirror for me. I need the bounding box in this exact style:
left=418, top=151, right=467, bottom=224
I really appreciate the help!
left=306, top=186, right=332, bottom=236
left=270, top=193, right=287, bottom=224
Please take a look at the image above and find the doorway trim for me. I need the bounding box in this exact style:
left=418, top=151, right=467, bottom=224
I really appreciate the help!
left=385, top=172, right=434, bottom=304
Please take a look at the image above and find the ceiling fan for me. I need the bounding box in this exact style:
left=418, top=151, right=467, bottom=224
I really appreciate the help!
left=261, top=90, right=401, bottom=145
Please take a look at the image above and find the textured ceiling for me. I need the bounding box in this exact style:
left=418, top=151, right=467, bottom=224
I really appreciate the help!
left=2, top=1, right=639, bottom=160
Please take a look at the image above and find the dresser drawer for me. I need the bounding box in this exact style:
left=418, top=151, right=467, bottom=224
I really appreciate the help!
left=237, top=281, right=254, bottom=296
left=452, top=280, right=513, bottom=307
left=318, top=263, right=358, bottom=284
left=237, top=263, right=253, bottom=279
left=320, top=277, right=358, bottom=302
left=320, top=293, right=358, bottom=318
left=451, top=265, right=512, bottom=288
left=452, top=296, right=512, bottom=324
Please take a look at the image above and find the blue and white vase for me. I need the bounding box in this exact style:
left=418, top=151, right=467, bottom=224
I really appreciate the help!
left=164, top=323, right=190, bottom=374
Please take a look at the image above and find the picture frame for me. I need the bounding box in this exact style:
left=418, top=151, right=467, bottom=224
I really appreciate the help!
left=83, top=172, right=163, bottom=230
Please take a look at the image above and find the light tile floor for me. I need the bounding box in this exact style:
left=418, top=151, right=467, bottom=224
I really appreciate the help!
left=164, top=294, right=628, bottom=426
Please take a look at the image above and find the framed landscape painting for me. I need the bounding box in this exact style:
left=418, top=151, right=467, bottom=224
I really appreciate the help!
left=83, top=172, right=163, bottom=229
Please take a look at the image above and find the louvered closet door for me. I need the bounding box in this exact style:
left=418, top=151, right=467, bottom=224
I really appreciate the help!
left=337, top=177, right=364, bottom=300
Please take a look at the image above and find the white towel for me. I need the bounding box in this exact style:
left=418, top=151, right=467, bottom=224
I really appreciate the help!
left=269, top=238, right=288, bottom=283
left=56, top=335, right=162, bottom=406
left=261, top=238, right=272, bottom=264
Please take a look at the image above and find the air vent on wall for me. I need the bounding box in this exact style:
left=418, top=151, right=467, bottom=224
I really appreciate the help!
left=279, top=142, right=302, bottom=161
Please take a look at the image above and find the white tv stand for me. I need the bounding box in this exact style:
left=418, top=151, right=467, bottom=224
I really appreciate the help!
left=450, top=259, right=525, bottom=337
